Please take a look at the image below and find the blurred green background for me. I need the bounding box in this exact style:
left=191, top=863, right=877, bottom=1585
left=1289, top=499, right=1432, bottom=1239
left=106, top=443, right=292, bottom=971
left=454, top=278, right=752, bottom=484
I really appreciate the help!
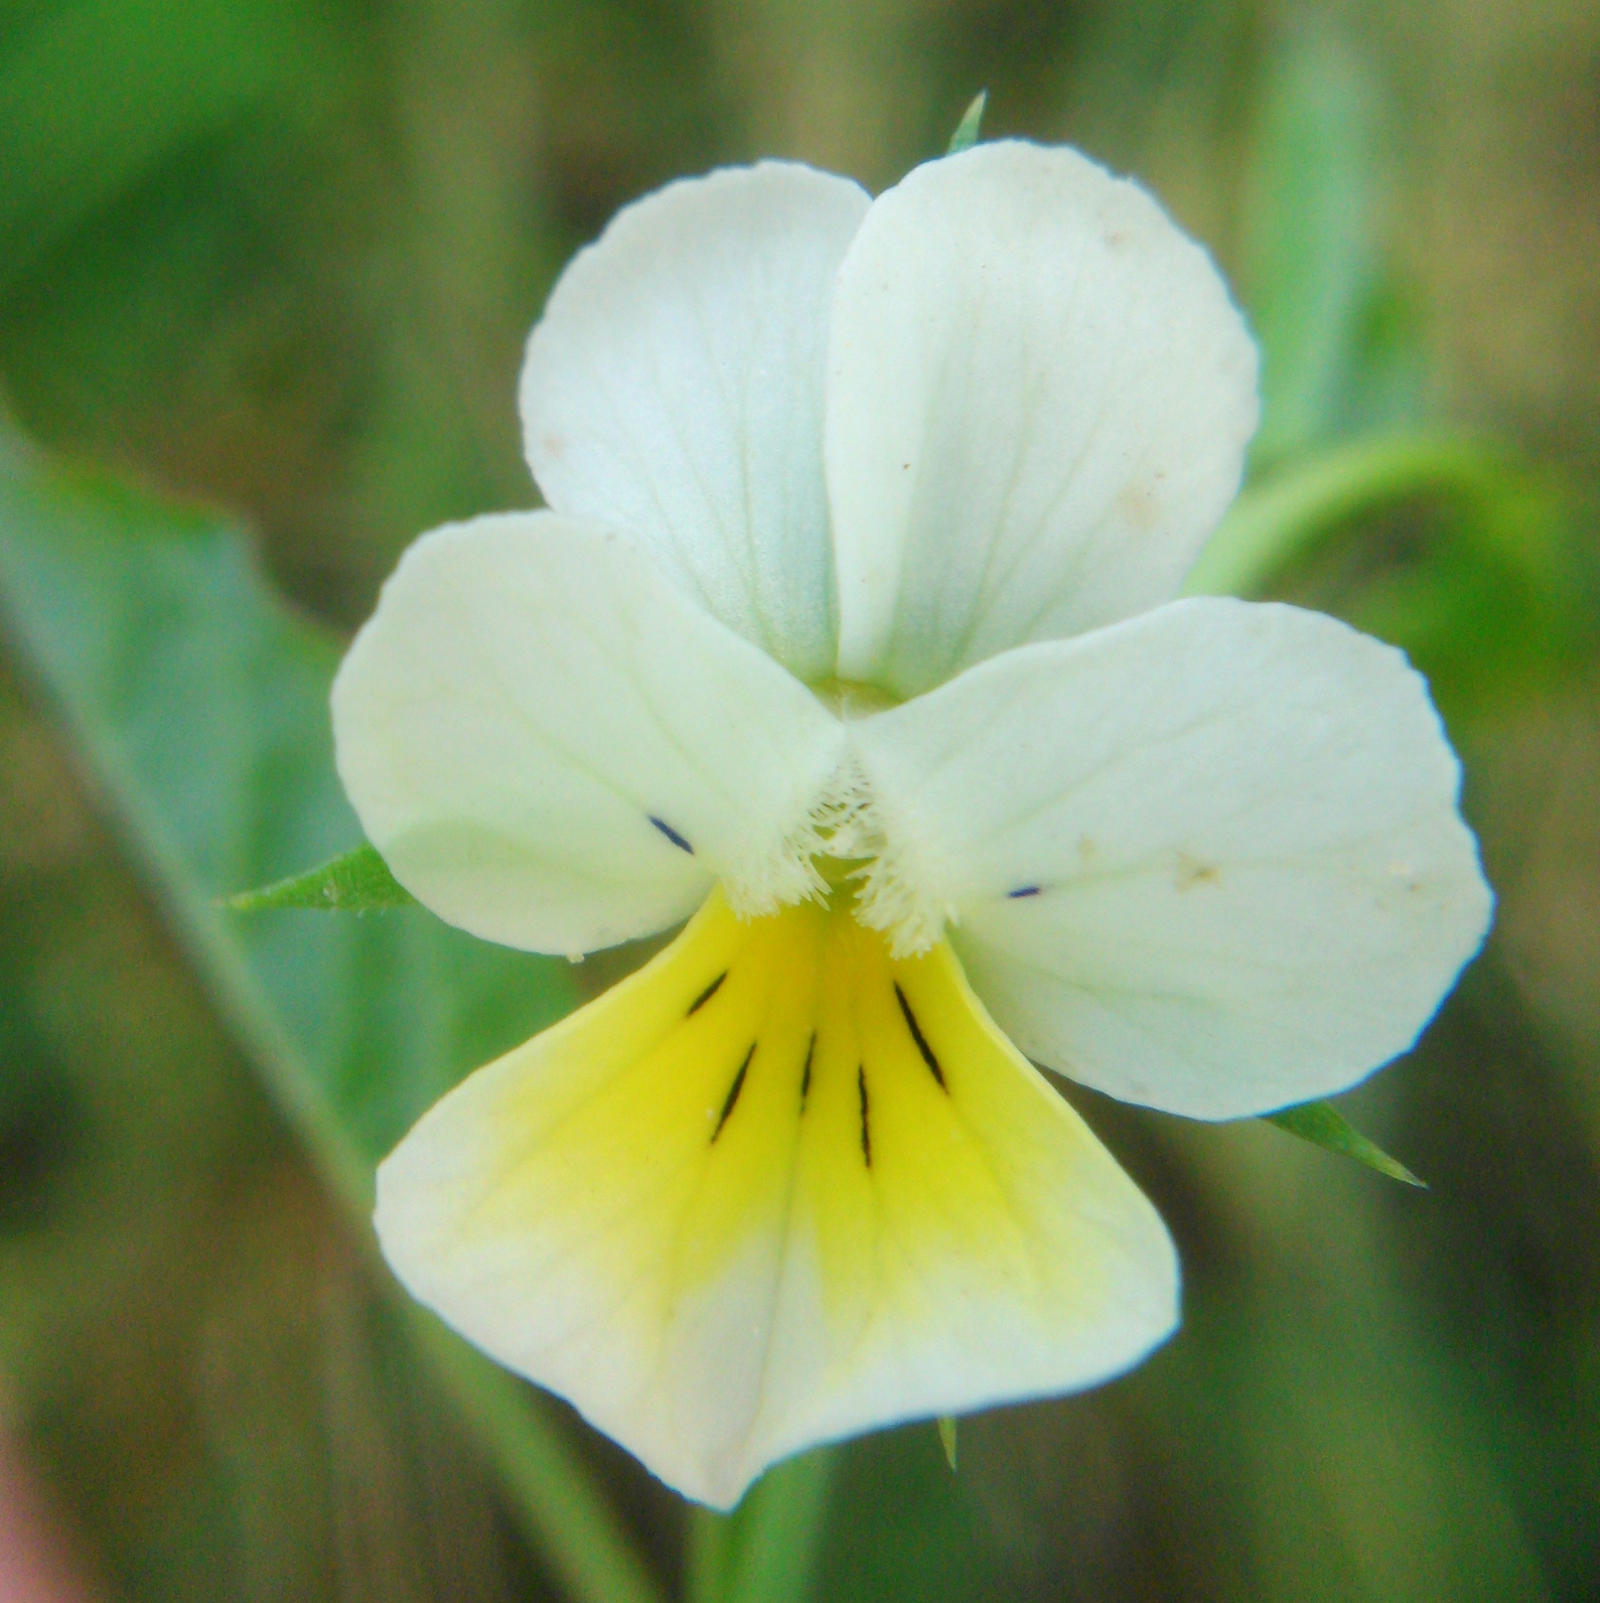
left=1, top=0, right=1598, bottom=1599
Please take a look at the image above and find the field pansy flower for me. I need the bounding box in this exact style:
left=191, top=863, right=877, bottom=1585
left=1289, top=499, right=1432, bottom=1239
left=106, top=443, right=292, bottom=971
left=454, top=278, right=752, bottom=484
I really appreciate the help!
left=333, top=142, right=1492, bottom=1509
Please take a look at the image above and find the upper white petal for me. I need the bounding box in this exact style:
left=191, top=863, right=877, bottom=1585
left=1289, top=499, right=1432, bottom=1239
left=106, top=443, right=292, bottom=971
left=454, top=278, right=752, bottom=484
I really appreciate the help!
left=848, top=598, right=1493, bottom=1119
left=332, top=512, right=846, bottom=955
left=826, top=141, right=1259, bottom=698
left=520, top=162, right=870, bottom=683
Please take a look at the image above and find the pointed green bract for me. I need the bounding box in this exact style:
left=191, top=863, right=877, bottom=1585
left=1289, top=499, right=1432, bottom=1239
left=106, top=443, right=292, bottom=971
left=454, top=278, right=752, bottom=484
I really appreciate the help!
left=937, top=1416, right=958, bottom=1472
left=226, top=842, right=415, bottom=912
left=946, top=91, right=987, bottom=154
left=1266, top=1100, right=1426, bottom=1188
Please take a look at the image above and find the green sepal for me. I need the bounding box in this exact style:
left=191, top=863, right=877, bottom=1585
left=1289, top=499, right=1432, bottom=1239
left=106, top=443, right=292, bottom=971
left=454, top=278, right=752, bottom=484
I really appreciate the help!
left=1266, top=1100, right=1426, bottom=1188
left=225, top=842, right=415, bottom=912
left=936, top=1416, right=959, bottom=1472
left=946, top=91, right=987, bottom=155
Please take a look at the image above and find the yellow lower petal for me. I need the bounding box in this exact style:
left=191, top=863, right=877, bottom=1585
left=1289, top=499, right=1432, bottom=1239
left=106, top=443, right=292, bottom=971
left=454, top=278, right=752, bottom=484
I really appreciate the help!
left=375, top=887, right=1177, bottom=1508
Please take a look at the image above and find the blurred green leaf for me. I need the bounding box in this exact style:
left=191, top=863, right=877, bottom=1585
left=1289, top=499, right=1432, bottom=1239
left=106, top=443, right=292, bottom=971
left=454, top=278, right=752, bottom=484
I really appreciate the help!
left=816, top=1425, right=1008, bottom=1601
left=947, top=90, right=988, bottom=153
left=937, top=1416, right=959, bottom=1472
left=1243, top=27, right=1423, bottom=461
left=1266, top=1100, right=1426, bottom=1187
left=0, top=433, right=665, bottom=1603
left=0, top=0, right=325, bottom=287
left=227, top=843, right=416, bottom=912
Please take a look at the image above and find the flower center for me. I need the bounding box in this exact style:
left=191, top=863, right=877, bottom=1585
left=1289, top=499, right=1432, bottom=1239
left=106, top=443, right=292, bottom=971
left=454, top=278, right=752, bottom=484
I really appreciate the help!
left=717, top=683, right=943, bottom=957
left=813, top=851, right=872, bottom=913
left=807, top=677, right=901, bottom=718
left=804, top=760, right=944, bottom=959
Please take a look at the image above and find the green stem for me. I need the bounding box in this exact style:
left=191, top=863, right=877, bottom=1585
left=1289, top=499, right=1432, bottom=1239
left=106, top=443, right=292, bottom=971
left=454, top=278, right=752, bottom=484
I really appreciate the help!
left=685, top=1503, right=735, bottom=1603
left=685, top=1448, right=838, bottom=1603
left=1184, top=430, right=1514, bottom=600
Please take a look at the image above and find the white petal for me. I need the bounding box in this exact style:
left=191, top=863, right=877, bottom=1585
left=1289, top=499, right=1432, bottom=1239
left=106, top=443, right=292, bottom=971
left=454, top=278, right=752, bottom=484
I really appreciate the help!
left=332, top=513, right=846, bottom=955
left=520, top=163, right=870, bottom=682
left=849, top=598, right=1493, bottom=1119
left=375, top=890, right=1176, bottom=1509
left=826, top=141, right=1259, bottom=698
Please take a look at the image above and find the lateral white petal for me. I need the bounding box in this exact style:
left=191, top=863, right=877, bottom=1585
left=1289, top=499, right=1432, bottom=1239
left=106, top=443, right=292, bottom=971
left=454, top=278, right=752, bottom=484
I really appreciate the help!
left=375, top=891, right=1177, bottom=1509
left=826, top=141, right=1259, bottom=698
left=520, top=163, right=870, bottom=682
left=332, top=513, right=845, bottom=955
left=849, top=599, right=1493, bottom=1119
